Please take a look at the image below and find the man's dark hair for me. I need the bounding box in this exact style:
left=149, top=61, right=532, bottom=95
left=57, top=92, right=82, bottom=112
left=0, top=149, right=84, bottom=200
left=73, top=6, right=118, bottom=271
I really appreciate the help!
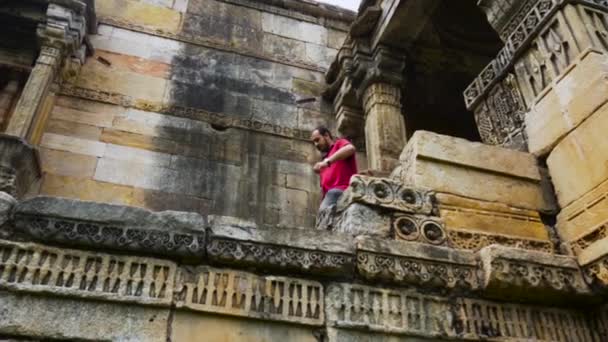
left=314, top=125, right=333, bottom=139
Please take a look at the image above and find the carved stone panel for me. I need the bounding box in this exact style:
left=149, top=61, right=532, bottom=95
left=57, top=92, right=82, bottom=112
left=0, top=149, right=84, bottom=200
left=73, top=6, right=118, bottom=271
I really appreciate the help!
left=0, top=238, right=176, bottom=306
left=339, top=175, right=434, bottom=215
left=326, top=282, right=597, bottom=341
left=175, top=266, right=324, bottom=326
left=356, top=237, right=480, bottom=290
left=473, top=74, right=527, bottom=150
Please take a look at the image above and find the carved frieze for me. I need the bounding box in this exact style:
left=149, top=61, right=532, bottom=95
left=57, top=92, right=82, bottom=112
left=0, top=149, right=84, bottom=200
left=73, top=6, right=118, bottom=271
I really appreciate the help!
left=175, top=266, right=324, bottom=325
left=13, top=215, right=206, bottom=259
left=357, top=251, right=480, bottom=290
left=340, top=175, right=434, bottom=215
left=0, top=239, right=176, bottom=306
left=207, top=239, right=354, bottom=276
left=448, top=229, right=554, bottom=253
left=479, top=245, right=591, bottom=302
left=356, top=237, right=480, bottom=290
left=326, top=283, right=597, bottom=341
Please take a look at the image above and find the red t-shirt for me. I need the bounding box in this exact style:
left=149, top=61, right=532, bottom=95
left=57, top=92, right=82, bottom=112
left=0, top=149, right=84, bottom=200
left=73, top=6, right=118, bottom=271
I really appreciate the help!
left=320, top=138, right=358, bottom=197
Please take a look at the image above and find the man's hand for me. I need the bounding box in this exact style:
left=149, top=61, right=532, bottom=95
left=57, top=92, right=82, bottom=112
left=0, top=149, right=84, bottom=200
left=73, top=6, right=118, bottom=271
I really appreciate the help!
left=313, top=159, right=329, bottom=173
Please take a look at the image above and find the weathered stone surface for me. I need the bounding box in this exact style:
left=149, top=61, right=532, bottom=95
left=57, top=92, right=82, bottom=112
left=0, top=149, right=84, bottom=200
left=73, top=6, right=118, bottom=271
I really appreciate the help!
left=356, top=236, right=479, bottom=290
left=171, top=312, right=318, bottom=342
left=40, top=148, right=98, bottom=178
left=339, top=175, right=434, bottom=215
left=325, top=283, right=595, bottom=341
left=526, top=50, right=608, bottom=156
left=436, top=193, right=550, bottom=241
left=96, top=0, right=182, bottom=33
left=207, top=216, right=355, bottom=276
left=12, top=196, right=206, bottom=259
left=0, top=291, right=169, bottom=341
left=395, top=131, right=556, bottom=212
left=0, top=134, right=41, bottom=199
left=40, top=133, right=106, bottom=157
left=547, top=102, right=608, bottom=208
left=175, top=266, right=324, bottom=325
left=479, top=245, right=591, bottom=304
left=334, top=203, right=390, bottom=238
left=558, top=179, right=608, bottom=262
left=0, top=239, right=177, bottom=306
left=0, top=192, right=16, bottom=227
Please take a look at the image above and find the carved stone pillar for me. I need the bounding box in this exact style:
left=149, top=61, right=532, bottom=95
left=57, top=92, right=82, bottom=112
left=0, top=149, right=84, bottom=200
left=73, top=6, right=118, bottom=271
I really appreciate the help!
left=362, top=82, right=406, bottom=172
left=5, top=46, right=61, bottom=139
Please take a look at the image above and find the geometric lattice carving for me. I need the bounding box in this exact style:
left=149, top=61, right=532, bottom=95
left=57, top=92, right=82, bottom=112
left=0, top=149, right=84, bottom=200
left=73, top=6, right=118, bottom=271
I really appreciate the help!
left=448, top=229, right=554, bottom=253
left=473, top=74, right=527, bottom=150
left=175, top=266, right=324, bottom=325
left=327, top=283, right=597, bottom=341
left=207, top=239, right=354, bottom=276
left=0, top=239, right=176, bottom=305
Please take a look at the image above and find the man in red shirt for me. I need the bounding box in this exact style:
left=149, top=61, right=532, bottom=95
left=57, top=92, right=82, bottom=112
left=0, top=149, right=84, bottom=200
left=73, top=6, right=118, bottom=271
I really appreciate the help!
left=311, top=126, right=358, bottom=210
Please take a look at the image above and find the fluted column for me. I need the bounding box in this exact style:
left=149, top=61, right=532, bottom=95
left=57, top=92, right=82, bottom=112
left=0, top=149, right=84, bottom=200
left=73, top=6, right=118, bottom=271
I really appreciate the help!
left=362, top=82, right=406, bottom=172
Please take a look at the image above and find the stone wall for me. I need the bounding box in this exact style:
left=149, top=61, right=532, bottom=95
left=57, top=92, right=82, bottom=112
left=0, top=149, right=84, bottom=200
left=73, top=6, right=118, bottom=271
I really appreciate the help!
left=37, top=0, right=352, bottom=228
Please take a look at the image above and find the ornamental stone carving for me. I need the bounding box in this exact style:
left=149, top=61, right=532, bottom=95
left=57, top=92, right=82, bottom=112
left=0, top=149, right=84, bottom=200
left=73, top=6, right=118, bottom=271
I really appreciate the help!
left=12, top=196, right=206, bottom=259
left=175, top=266, right=324, bottom=326
left=0, top=239, right=177, bottom=306
left=339, top=175, right=434, bottom=215
left=326, top=282, right=598, bottom=341
left=356, top=237, right=480, bottom=290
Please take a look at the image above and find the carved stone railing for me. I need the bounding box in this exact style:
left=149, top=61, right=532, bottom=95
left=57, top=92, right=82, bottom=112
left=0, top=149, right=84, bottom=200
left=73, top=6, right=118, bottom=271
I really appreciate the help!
left=1, top=191, right=607, bottom=339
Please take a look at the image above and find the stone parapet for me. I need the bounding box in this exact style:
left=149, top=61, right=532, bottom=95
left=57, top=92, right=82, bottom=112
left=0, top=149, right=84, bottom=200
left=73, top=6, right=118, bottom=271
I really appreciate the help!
left=12, top=196, right=207, bottom=260
left=392, top=130, right=556, bottom=213
left=2, top=193, right=608, bottom=340
left=207, top=218, right=356, bottom=277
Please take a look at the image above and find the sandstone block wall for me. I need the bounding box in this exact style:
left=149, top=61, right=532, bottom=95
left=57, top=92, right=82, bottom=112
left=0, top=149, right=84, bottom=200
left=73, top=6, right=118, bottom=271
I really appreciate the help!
left=37, top=0, right=352, bottom=228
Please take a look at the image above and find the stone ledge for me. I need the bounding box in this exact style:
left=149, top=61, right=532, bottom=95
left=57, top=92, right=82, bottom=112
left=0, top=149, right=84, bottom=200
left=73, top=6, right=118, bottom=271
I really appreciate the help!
left=207, top=220, right=356, bottom=277
left=356, top=237, right=480, bottom=291
left=479, top=245, right=592, bottom=304
left=12, top=196, right=207, bottom=260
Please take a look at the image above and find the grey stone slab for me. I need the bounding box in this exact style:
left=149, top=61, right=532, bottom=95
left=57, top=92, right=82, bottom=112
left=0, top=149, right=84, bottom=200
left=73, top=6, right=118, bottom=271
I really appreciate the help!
left=335, top=203, right=391, bottom=238
left=261, top=12, right=328, bottom=45
left=207, top=215, right=355, bottom=276
left=0, top=291, right=169, bottom=342
left=357, top=236, right=478, bottom=266
left=12, top=196, right=206, bottom=259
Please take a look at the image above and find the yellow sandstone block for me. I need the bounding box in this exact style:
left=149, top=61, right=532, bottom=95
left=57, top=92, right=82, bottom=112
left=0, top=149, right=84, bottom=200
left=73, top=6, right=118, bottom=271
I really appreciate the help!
left=40, top=148, right=98, bottom=179
left=547, top=102, right=608, bottom=207
left=436, top=193, right=549, bottom=241
left=75, top=62, right=167, bottom=103
left=527, top=49, right=608, bottom=156
left=96, top=0, right=182, bottom=34
left=40, top=174, right=137, bottom=206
